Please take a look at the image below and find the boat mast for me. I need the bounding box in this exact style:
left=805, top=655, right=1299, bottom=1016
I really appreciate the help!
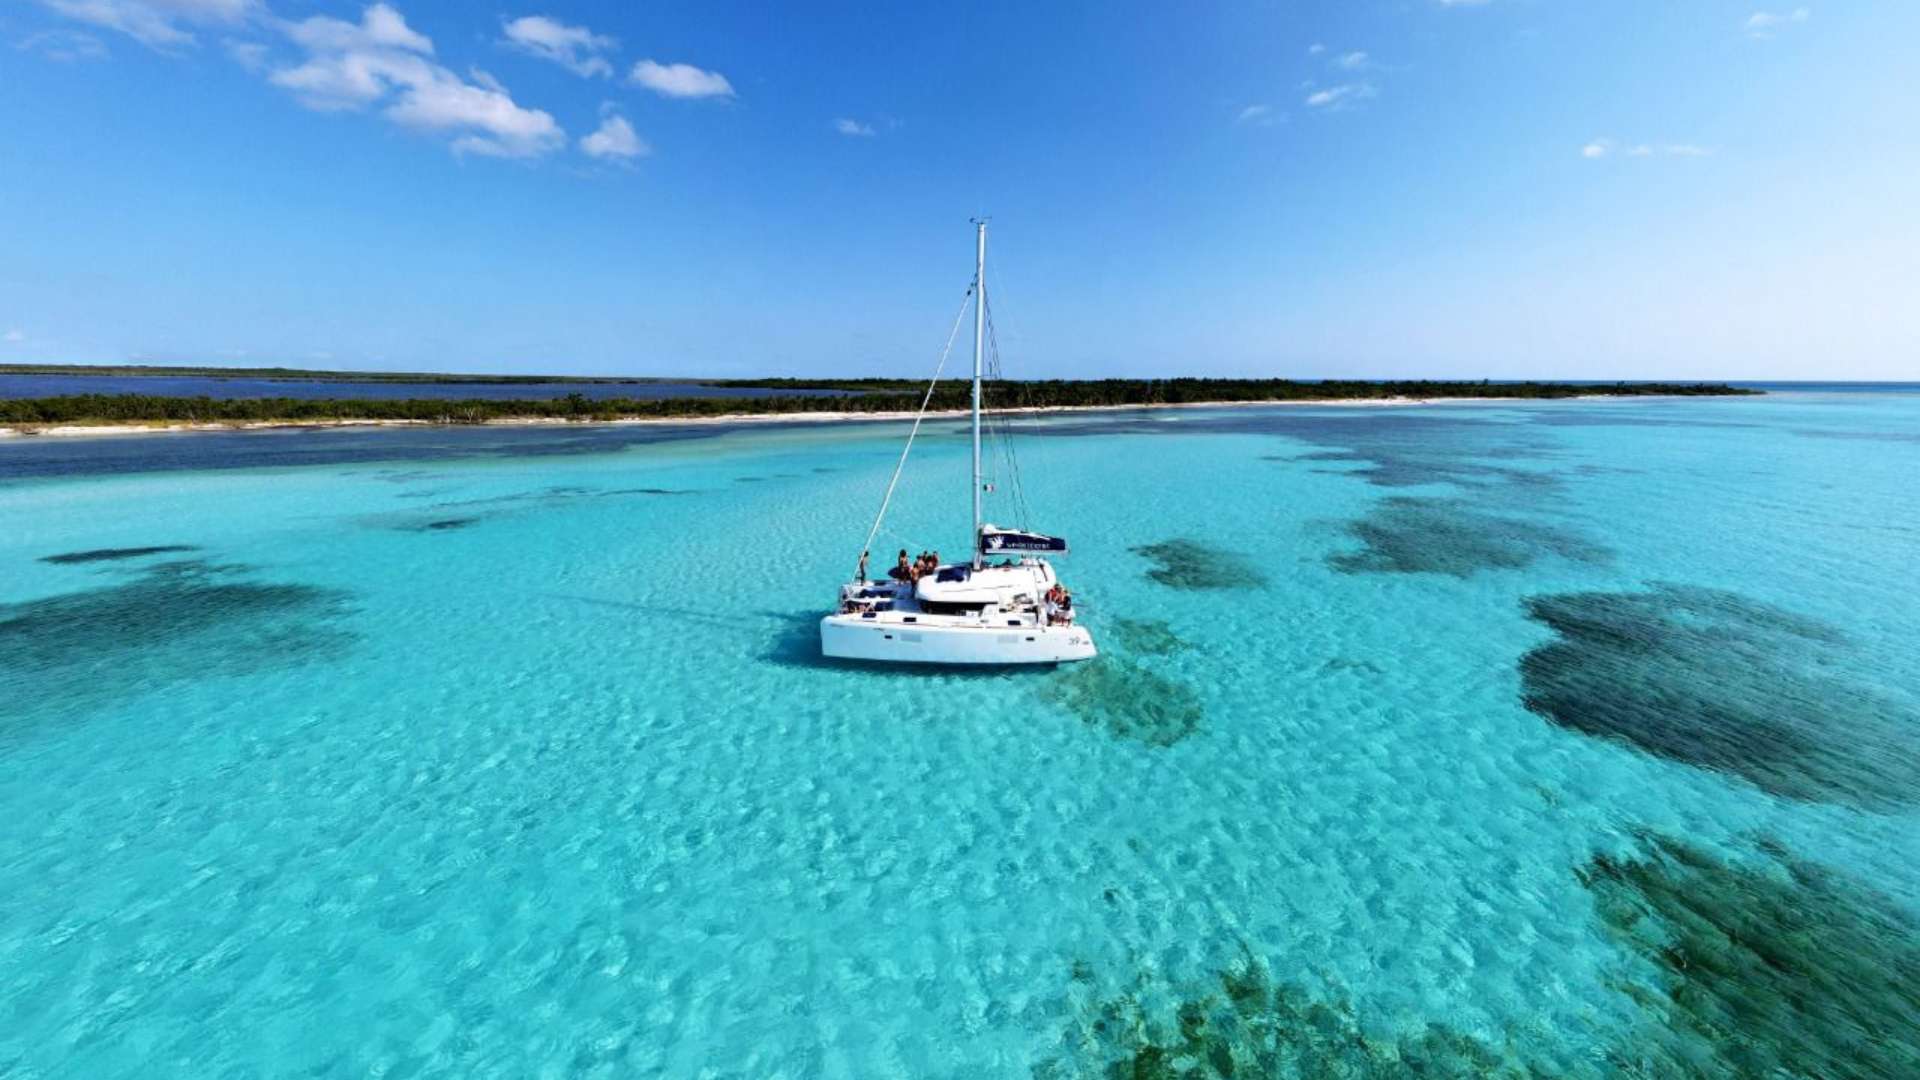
left=971, top=218, right=987, bottom=570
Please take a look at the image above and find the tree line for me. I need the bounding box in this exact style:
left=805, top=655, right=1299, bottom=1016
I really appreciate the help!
left=0, top=380, right=1755, bottom=426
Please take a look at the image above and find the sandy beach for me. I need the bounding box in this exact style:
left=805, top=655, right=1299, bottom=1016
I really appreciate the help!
left=0, top=394, right=1610, bottom=440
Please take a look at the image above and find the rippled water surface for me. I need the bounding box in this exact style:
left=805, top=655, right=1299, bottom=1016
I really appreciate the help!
left=2, top=390, right=1917, bottom=1077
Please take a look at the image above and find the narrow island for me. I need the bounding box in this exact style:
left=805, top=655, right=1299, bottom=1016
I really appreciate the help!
left=0, top=367, right=1758, bottom=435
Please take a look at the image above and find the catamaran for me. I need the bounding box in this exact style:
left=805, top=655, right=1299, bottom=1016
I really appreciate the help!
left=819, top=221, right=1098, bottom=665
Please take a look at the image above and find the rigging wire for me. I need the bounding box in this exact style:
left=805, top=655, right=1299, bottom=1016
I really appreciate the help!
left=982, top=290, right=1036, bottom=532
left=852, top=283, right=975, bottom=579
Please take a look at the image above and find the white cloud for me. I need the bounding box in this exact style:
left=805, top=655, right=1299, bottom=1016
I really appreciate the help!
left=1304, top=83, right=1374, bottom=109
left=1235, top=103, right=1275, bottom=126
left=1583, top=138, right=1712, bottom=160
left=3, top=329, right=25, bottom=344
left=284, top=3, right=430, bottom=56
left=1746, top=7, right=1810, bottom=37
left=40, top=0, right=255, bottom=49
left=580, top=107, right=647, bottom=160
left=15, top=28, right=109, bottom=61
left=1306, top=42, right=1325, bottom=55
left=271, top=4, right=563, bottom=158
left=501, top=14, right=614, bottom=78
left=1334, top=50, right=1368, bottom=70
left=834, top=117, right=876, bottom=137
left=629, top=58, right=734, bottom=99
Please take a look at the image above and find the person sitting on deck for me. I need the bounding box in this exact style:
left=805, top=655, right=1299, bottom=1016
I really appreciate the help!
left=889, top=549, right=914, bottom=582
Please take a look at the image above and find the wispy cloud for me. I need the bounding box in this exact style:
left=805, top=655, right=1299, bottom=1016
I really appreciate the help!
left=3, top=329, right=25, bottom=344
left=223, top=36, right=266, bottom=70
left=271, top=4, right=564, bottom=158
left=1583, top=138, right=1713, bottom=159
left=1746, top=7, right=1810, bottom=37
left=629, top=59, right=733, bottom=99
left=501, top=14, right=615, bottom=78
left=1306, top=42, right=1325, bottom=55
left=1305, top=83, right=1375, bottom=109
left=39, top=0, right=255, bottom=50
left=15, top=28, right=108, bottom=61
left=833, top=117, right=876, bottom=137
left=580, top=105, right=647, bottom=160
left=1235, top=103, right=1279, bottom=127
left=1333, top=50, right=1368, bottom=70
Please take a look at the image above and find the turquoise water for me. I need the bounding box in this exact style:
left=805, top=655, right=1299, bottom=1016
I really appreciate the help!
left=2, top=390, right=1917, bottom=1077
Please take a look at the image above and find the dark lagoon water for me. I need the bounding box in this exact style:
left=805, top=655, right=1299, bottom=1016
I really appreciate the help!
left=0, top=374, right=845, bottom=401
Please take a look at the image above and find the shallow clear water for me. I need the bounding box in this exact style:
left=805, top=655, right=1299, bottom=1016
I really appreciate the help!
left=2, top=390, right=1916, bottom=1077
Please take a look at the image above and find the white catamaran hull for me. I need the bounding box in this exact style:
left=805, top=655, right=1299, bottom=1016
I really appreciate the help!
left=820, top=614, right=1096, bottom=665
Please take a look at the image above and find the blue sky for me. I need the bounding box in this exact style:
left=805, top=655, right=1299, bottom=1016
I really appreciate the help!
left=3, top=1, right=1916, bottom=379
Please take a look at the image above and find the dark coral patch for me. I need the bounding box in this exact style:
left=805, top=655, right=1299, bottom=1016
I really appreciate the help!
left=1036, top=955, right=1535, bottom=1078
left=1579, top=832, right=1920, bottom=1079
left=1520, top=584, right=1918, bottom=807
left=422, top=518, right=478, bottom=531
left=38, top=545, right=199, bottom=565
left=1131, top=539, right=1266, bottom=590
left=1039, top=657, right=1203, bottom=747
left=0, top=559, right=354, bottom=731
left=1330, top=497, right=1608, bottom=578
left=1107, top=617, right=1188, bottom=656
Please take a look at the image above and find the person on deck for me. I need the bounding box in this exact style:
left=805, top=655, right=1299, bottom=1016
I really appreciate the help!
left=1044, top=583, right=1073, bottom=625
left=890, top=550, right=913, bottom=582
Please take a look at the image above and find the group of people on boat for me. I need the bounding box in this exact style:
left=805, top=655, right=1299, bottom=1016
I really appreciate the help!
left=1043, top=582, right=1075, bottom=626
left=849, top=545, right=1074, bottom=625
left=885, top=548, right=942, bottom=583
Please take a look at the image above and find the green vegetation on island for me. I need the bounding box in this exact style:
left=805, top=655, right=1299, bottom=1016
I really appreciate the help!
left=0, top=379, right=1756, bottom=428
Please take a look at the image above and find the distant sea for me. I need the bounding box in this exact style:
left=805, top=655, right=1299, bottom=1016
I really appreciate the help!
left=2, top=388, right=1918, bottom=1076
left=1732, top=380, right=1920, bottom=393
left=0, top=374, right=847, bottom=401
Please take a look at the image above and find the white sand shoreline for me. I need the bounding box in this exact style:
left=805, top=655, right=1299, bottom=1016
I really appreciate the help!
left=0, top=394, right=1651, bottom=440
